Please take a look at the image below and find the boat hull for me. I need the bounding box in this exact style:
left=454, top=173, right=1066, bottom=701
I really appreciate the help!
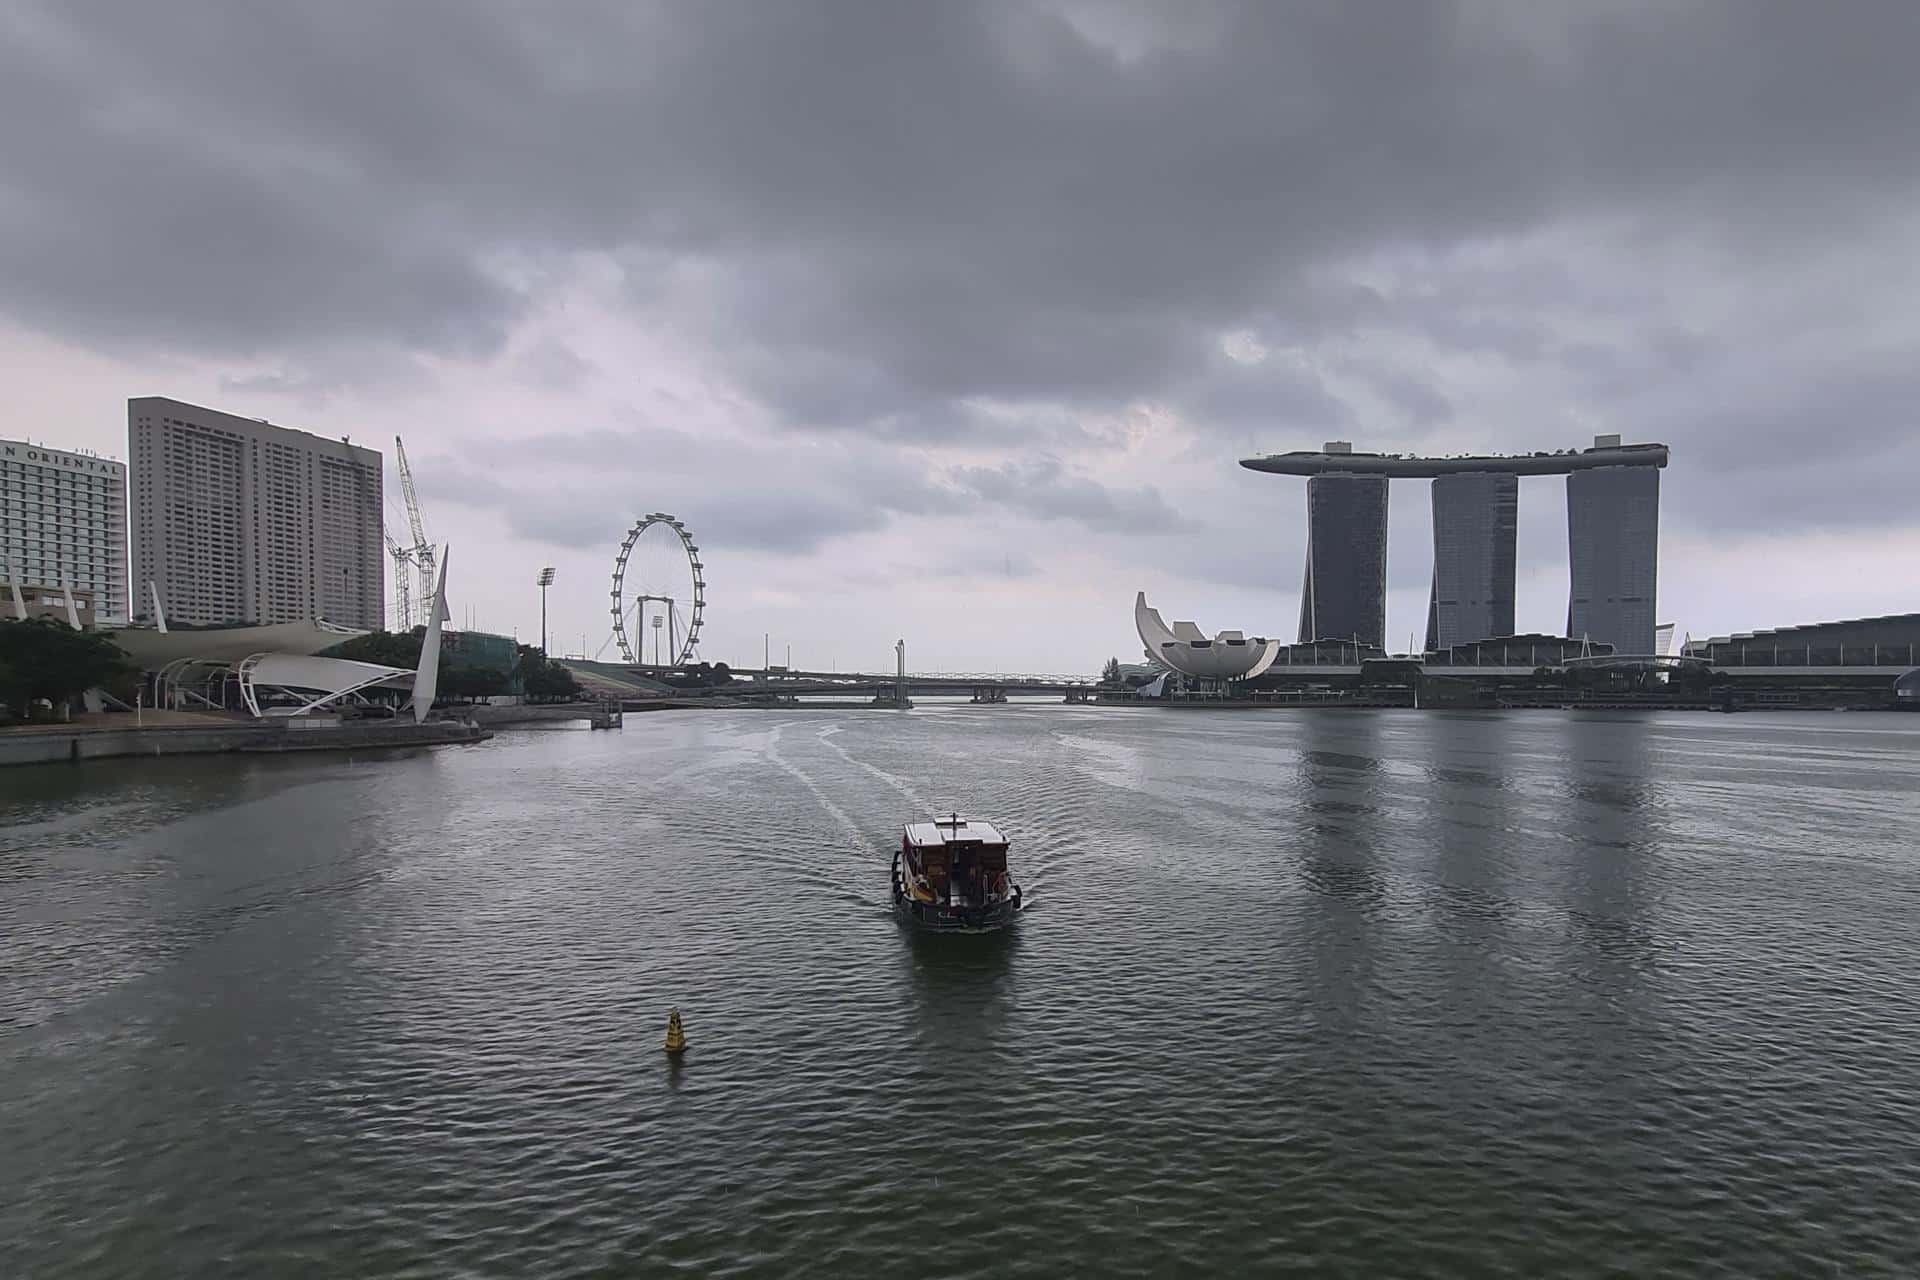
left=892, top=852, right=1020, bottom=932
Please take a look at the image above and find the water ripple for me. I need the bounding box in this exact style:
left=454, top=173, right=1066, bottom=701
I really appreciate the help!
left=3, top=709, right=1920, bottom=1275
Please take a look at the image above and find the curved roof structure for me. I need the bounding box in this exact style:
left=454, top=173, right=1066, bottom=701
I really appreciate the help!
left=1135, top=593, right=1281, bottom=680
left=236, top=653, right=415, bottom=717
left=1240, top=443, right=1668, bottom=478
left=107, top=619, right=366, bottom=668
left=121, top=545, right=451, bottom=721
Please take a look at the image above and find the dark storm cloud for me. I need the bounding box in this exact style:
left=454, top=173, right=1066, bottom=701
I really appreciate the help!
left=1639, top=347, right=1920, bottom=536
left=1652, top=349, right=1920, bottom=477
left=0, top=4, right=523, bottom=358
left=416, top=421, right=1190, bottom=556
left=950, top=457, right=1190, bottom=534
left=1166, top=342, right=1351, bottom=439
left=413, top=441, right=934, bottom=555
left=1368, top=371, right=1455, bottom=430
left=4, top=0, right=1920, bottom=533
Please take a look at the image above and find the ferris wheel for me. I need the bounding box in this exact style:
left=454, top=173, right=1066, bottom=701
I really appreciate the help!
left=609, top=513, right=705, bottom=666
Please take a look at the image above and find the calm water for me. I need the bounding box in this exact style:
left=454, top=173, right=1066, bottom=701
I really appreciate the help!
left=4, top=707, right=1920, bottom=1276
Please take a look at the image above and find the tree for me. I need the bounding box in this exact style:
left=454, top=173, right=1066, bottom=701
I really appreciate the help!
left=525, top=663, right=582, bottom=700
left=438, top=663, right=507, bottom=702
left=515, top=643, right=583, bottom=702
left=324, top=627, right=426, bottom=668
left=1101, top=656, right=1123, bottom=686
left=0, top=618, right=137, bottom=722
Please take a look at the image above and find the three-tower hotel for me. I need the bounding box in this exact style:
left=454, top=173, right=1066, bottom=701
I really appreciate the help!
left=1241, top=435, right=1666, bottom=656
left=129, top=397, right=384, bottom=630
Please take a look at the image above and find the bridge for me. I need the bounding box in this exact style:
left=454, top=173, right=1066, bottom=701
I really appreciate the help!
left=559, top=652, right=1919, bottom=710
left=560, top=659, right=1104, bottom=705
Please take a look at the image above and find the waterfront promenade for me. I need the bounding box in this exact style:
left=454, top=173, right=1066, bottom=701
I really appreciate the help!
left=0, top=711, right=488, bottom=767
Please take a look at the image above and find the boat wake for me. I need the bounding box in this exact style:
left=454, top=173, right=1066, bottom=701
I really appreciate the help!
left=760, top=724, right=877, bottom=862
left=815, top=723, right=933, bottom=812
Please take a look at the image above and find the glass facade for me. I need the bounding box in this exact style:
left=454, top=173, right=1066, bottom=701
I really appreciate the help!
left=1426, top=471, right=1517, bottom=651
left=1566, top=466, right=1659, bottom=655
left=445, top=629, right=520, bottom=675
left=1297, top=473, right=1388, bottom=647
left=1424, top=633, right=1611, bottom=667
left=1690, top=614, right=1920, bottom=667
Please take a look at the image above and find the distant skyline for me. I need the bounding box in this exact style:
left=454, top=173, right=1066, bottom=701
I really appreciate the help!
left=5, top=2, right=1918, bottom=671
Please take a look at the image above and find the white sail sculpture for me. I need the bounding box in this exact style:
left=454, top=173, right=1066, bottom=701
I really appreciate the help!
left=411, top=546, right=449, bottom=723
left=1134, top=592, right=1282, bottom=681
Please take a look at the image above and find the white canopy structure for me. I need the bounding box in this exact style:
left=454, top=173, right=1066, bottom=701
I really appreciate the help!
left=108, top=619, right=367, bottom=667
left=111, top=547, right=453, bottom=720
left=1135, top=592, right=1282, bottom=681
left=235, top=653, right=416, bottom=717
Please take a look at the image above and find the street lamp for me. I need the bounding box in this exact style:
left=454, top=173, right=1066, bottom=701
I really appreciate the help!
left=536, top=567, right=556, bottom=655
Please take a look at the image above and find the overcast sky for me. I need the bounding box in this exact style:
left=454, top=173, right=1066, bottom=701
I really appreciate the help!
left=5, top=1, right=1917, bottom=672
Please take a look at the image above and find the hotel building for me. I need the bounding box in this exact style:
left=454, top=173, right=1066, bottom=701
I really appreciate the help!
left=128, top=397, right=383, bottom=629
left=1, top=437, right=130, bottom=625
left=1243, top=435, right=1668, bottom=656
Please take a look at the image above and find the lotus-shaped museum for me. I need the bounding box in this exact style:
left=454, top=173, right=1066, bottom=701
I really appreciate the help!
left=1134, top=592, right=1281, bottom=680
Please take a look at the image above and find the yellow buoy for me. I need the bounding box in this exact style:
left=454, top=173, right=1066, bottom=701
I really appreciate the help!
left=664, top=1007, right=687, bottom=1056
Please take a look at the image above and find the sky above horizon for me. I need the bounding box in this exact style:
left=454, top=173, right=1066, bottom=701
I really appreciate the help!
left=5, top=1, right=1918, bottom=673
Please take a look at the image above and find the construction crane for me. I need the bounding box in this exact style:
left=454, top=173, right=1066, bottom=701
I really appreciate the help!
left=394, top=436, right=436, bottom=628
left=384, top=527, right=415, bottom=630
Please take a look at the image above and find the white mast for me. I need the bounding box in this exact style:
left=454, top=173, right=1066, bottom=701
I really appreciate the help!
left=411, top=546, right=449, bottom=723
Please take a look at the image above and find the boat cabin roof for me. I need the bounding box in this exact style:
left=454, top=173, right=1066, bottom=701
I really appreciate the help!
left=904, top=817, right=1008, bottom=847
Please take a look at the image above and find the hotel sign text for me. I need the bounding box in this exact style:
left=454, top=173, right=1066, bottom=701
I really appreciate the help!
left=2, top=442, right=123, bottom=477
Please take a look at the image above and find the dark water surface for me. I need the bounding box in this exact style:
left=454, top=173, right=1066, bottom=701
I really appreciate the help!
left=4, top=707, right=1920, bottom=1276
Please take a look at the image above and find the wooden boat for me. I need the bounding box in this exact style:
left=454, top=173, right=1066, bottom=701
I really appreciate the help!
left=892, top=814, right=1021, bottom=932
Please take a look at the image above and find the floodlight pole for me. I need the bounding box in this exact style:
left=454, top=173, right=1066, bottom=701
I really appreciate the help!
left=537, top=567, right=556, bottom=655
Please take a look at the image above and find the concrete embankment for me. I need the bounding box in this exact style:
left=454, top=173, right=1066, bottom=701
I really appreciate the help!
left=0, top=717, right=490, bottom=767
left=462, top=697, right=762, bottom=722
left=466, top=702, right=604, bottom=727
left=465, top=701, right=659, bottom=727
